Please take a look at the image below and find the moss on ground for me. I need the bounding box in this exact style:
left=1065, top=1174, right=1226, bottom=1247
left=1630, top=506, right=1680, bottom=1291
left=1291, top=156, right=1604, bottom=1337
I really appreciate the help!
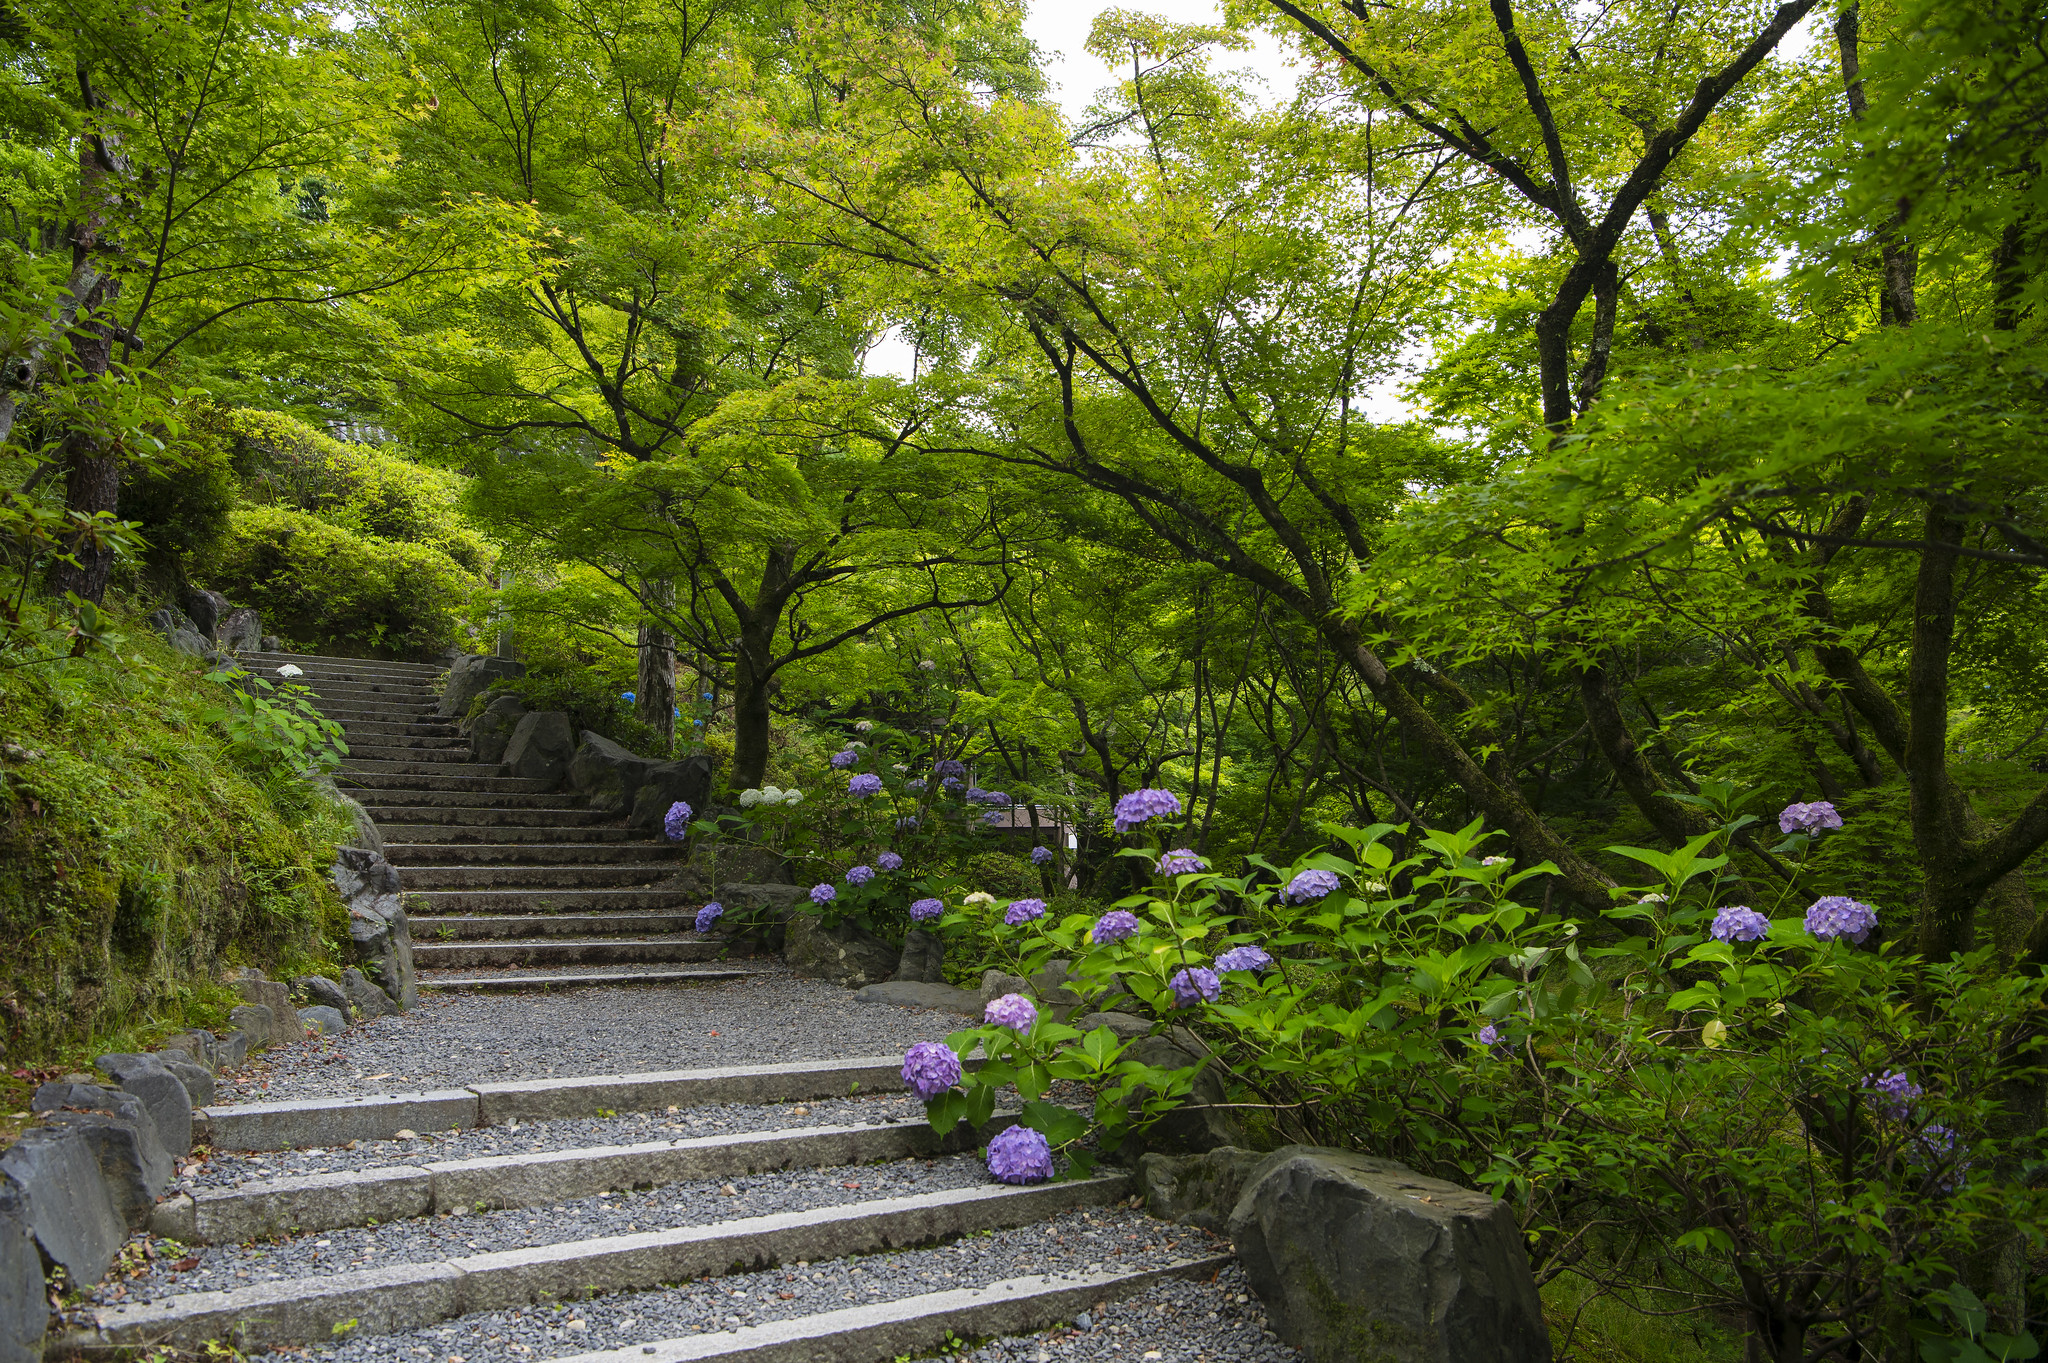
left=0, top=618, right=352, bottom=1123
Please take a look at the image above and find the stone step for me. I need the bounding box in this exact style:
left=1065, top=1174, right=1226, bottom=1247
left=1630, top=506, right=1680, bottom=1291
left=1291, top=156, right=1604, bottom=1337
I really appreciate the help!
left=423, top=965, right=761, bottom=990
left=195, top=1057, right=917, bottom=1148
left=305, top=683, right=444, bottom=707
left=345, top=742, right=477, bottom=764
left=243, top=650, right=448, bottom=676
left=400, top=863, right=685, bottom=889
left=411, top=937, right=728, bottom=969
left=353, top=788, right=590, bottom=810
left=341, top=758, right=515, bottom=778
left=159, top=1115, right=1019, bottom=1243
left=333, top=719, right=464, bottom=740
left=407, top=910, right=702, bottom=938
left=362, top=805, right=616, bottom=827
left=314, top=700, right=442, bottom=720
left=75, top=1176, right=1135, bottom=1353
left=338, top=773, right=557, bottom=794
left=374, top=823, right=648, bottom=844
left=383, top=841, right=677, bottom=866
left=409, top=888, right=705, bottom=913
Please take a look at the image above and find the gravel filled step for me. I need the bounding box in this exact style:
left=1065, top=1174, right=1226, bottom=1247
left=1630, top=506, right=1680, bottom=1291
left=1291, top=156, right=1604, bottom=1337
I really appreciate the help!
left=423, top=966, right=763, bottom=991
left=342, top=758, right=509, bottom=778
left=367, top=791, right=601, bottom=813
left=243, top=651, right=446, bottom=673
left=341, top=773, right=561, bottom=794
left=410, top=888, right=706, bottom=913
left=237, top=1207, right=1225, bottom=1363
left=386, top=842, right=682, bottom=867
left=360, top=805, right=616, bottom=827
left=333, top=719, right=464, bottom=740
left=409, top=911, right=704, bottom=938
left=375, top=823, right=650, bottom=844
left=346, top=743, right=473, bottom=764
left=412, top=938, right=728, bottom=969
left=73, top=1177, right=1137, bottom=1352
left=401, top=863, right=686, bottom=889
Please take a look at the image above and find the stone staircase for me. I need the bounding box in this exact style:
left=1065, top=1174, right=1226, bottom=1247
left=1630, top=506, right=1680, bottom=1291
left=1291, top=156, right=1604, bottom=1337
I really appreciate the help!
left=63, top=1059, right=1238, bottom=1360
left=243, top=652, right=747, bottom=992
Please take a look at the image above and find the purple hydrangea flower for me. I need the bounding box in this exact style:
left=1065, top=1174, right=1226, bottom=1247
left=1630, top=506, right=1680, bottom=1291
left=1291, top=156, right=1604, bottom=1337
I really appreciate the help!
left=810, top=883, right=837, bottom=905
left=1779, top=801, right=1844, bottom=835
left=694, top=901, right=723, bottom=934
left=1806, top=896, right=1877, bottom=943
left=830, top=750, right=859, bottom=769
left=1867, top=1070, right=1923, bottom=1120
left=1091, top=909, right=1140, bottom=945
left=907, top=778, right=927, bottom=793
left=985, top=1124, right=1054, bottom=1185
left=1710, top=906, right=1771, bottom=943
left=1112, top=787, right=1183, bottom=831
left=985, top=992, right=1038, bottom=1031
left=1910, top=1124, right=1967, bottom=1192
left=1169, top=967, right=1221, bottom=1008
left=942, top=777, right=964, bottom=792
left=934, top=759, right=967, bottom=779
left=1157, top=848, right=1207, bottom=876
left=663, top=801, right=692, bottom=841
left=910, top=897, right=945, bottom=922
left=876, top=852, right=903, bottom=872
left=967, top=787, right=1010, bottom=806
left=896, top=816, right=920, bottom=831
left=847, top=772, right=883, bottom=797
left=1004, top=897, right=1047, bottom=925
left=900, top=1041, right=962, bottom=1101
left=1214, top=945, right=1273, bottom=973
left=846, top=864, right=875, bottom=886
left=1031, top=845, right=1055, bottom=866
left=1477, top=1023, right=1502, bottom=1048
left=1283, top=868, right=1341, bottom=903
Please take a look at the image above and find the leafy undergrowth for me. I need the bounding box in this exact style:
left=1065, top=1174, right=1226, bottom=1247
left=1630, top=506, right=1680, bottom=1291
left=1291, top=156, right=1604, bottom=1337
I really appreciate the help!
left=1545, top=1271, right=1743, bottom=1362
left=0, top=614, right=352, bottom=1116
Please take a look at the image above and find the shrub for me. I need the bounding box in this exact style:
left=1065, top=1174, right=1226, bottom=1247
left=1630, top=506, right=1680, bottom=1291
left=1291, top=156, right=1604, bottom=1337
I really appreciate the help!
left=200, top=503, right=481, bottom=658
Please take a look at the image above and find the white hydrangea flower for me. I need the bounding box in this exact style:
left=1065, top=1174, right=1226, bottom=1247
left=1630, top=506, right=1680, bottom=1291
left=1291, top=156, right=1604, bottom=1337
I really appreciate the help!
left=854, top=720, right=873, bottom=732
left=1638, top=893, right=1668, bottom=905
left=892, top=763, right=908, bottom=773
left=1363, top=880, right=1389, bottom=894
left=1481, top=855, right=1509, bottom=867
left=783, top=789, right=805, bottom=805
left=917, top=660, right=936, bottom=671
left=759, top=785, right=785, bottom=805
left=962, top=891, right=995, bottom=907
left=849, top=740, right=866, bottom=749
left=276, top=664, right=304, bottom=677
left=738, top=789, right=763, bottom=809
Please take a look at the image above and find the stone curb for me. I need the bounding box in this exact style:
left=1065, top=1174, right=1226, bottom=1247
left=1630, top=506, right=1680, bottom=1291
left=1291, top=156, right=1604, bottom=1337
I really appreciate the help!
left=424, top=968, right=762, bottom=992
left=156, top=1115, right=1021, bottom=1243
left=74, top=1176, right=1133, bottom=1351
left=553, top=1255, right=1236, bottom=1363
left=194, top=1057, right=917, bottom=1150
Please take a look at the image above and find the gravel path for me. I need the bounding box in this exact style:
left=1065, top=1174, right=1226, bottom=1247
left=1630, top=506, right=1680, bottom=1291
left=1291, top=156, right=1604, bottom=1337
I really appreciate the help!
left=220, top=970, right=962, bottom=1103
left=237, top=1207, right=1225, bottom=1362
left=962, top=1262, right=1300, bottom=1363
left=105, top=1152, right=1013, bottom=1304
left=189, top=1094, right=935, bottom=1188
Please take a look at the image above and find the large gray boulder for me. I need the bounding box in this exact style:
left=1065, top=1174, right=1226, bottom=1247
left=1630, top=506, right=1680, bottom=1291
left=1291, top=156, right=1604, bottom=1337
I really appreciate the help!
left=853, top=980, right=982, bottom=1015
left=892, top=928, right=946, bottom=984
left=718, top=842, right=792, bottom=885
left=0, top=1125, right=126, bottom=1286
left=298, top=1005, right=348, bottom=1035
left=568, top=731, right=659, bottom=815
left=30, top=1083, right=173, bottom=1230
left=310, top=773, right=383, bottom=854
left=626, top=755, right=718, bottom=834
left=228, top=1003, right=277, bottom=1049
left=332, top=847, right=417, bottom=1010
left=783, top=912, right=899, bottom=988
left=438, top=653, right=525, bottom=719
left=153, top=1053, right=215, bottom=1107
left=469, top=693, right=529, bottom=764
left=294, top=974, right=351, bottom=1014
left=216, top=606, right=263, bottom=652
left=179, top=586, right=228, bottom=639
left=0, top=1177, right=45, bottom=1361
left=1229, top=1147, right=1551, bottom=1363
left=1123, top=1032, right=1244, bottom=1156
left=717, top=882, right=807, bottom=918
left=343, top=967, right=400, bottom=1018
left=94, top=1053, right=193, bottom=1157
left=502, top=711, right=576, bottom=785
left=1137, top=1146, right=1265, bottom=1233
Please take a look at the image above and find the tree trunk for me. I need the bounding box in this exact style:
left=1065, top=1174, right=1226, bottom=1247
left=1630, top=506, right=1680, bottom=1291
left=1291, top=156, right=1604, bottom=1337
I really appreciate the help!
left=729, top=623, right=775, bottom=792
left=636, top=577, right=677, bottom=751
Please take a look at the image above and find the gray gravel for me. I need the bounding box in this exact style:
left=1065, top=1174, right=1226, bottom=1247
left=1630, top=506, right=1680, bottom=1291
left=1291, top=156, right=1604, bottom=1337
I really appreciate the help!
left=104, top=1153, right=1009, bottom=1305
left=188, top=1093, right=935, bottom=1188
left=235, top=1206, right=1225, bottom=1362
left=962, top=1262, right=1300, bottom=1363
left=220, top=969, right=962, bottom=1103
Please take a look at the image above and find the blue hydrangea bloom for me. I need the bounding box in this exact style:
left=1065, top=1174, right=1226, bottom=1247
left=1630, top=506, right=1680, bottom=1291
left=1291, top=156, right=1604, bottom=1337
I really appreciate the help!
left=985, top=1124, right=1054, bottom=1185
left=1282, top=869, right=1341, bottom=902
left=910, top=897, right=945, bottom=922
left=901, top=1042, right=962, bottom=1100
left=1031, top=845, right=1055, bottom=866
left=1779, top=801, right=1844, bottom=835
left=1168, top=967, right=1220, bottom=1008
left=846, top=864, right=875, bottom=886
left=1004, top=897, right=1046, bottom=925
left=694, top=902, right=723, bottom=934
left=942, top=776, right=964, bottom=792
left=877, top=852, right=903, bottom=872
left=622, top=691, right=636, bottom=702
left=1710, top=906, right=1771, bottom=943
left=934, top=759, right=967, bottom=779
left=1157, top=848, right=1207, bottom=875
left=1112, top=787, right=1182, bottom=831
left=1476, top=1023, right=1506, bottom=1054
left=1867, top=1070, right=1923, bottom=1119
left=1090, top=909, right=1140, bottom=944
left=1214, top=945, right=1272, bottom=973
left=830, top=750, right=859, bottom=769
left=663, top=801, right=692, bottom=842
left=907, top=777, right=927, bottom=792
left=1806, top=896, right=1877, bottom=942
left=985, top=992, right=1037, bottom=1031
left=896, top=816, right=920, bottom=831
left=848, top=773, right=883, bottom=797
left=810, top=883, right=836, bottom=905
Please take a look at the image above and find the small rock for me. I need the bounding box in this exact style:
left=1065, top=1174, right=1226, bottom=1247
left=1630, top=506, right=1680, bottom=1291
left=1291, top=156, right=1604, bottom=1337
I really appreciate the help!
left=293, top=975, right=351, bottom=1015
left=298, top=1005, right=347, bottom=1036
left=394, top=1129, right=418, bottom=1140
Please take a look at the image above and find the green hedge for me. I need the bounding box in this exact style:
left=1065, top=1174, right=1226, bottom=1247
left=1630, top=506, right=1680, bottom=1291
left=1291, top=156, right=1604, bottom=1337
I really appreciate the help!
left=201, top=503, right=482, bottom=658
